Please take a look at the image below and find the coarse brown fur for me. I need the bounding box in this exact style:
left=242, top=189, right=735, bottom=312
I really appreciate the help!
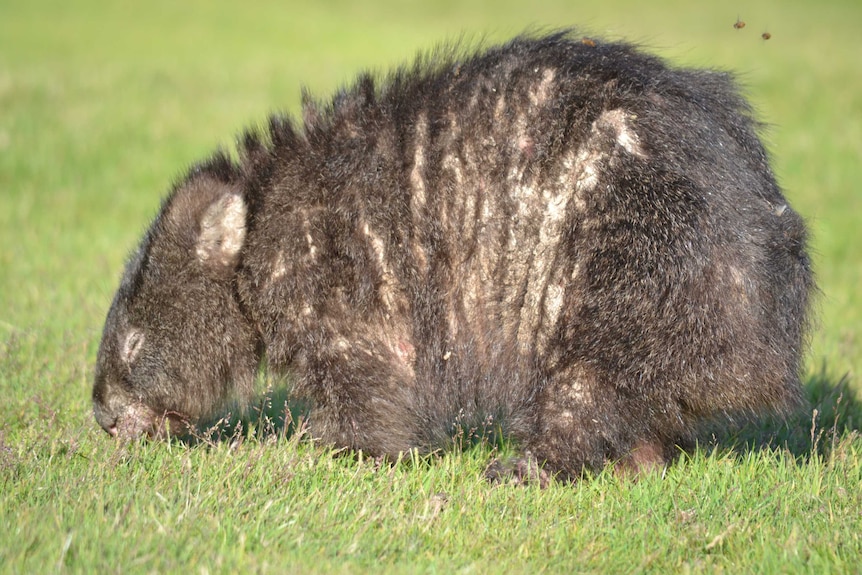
left=93, top=31, right=814, bottom=481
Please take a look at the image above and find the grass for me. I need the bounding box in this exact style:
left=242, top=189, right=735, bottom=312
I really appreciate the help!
left=1, top=0, right=861, bottom=572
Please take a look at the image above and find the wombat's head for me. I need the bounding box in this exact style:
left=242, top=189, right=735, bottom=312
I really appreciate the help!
left=93, top=157, right=260, bottom=439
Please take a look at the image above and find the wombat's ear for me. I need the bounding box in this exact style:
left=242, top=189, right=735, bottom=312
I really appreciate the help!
left=163, top=167, right=247, bottom=274
left=195, top=193, right=247, bottom=272
left=122, top=328, right=145, bottom=366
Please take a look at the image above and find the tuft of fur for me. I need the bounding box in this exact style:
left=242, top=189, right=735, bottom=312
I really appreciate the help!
left=93, top=31, right=814, bottom=480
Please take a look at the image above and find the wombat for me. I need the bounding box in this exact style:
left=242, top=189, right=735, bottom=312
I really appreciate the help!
left=93, top=32, right=814, bottom=481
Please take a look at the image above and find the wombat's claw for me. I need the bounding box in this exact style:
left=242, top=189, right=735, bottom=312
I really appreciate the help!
left=485, top=452, right=550, bottom=488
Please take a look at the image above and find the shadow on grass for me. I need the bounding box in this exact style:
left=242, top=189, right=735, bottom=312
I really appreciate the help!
left=183, top=376, right=509, bottom=462
left=186, top=383, right=308, bottom=447
left=180, top=366, right=861, bottom=473
left=702, top=365, right=862, bottom=461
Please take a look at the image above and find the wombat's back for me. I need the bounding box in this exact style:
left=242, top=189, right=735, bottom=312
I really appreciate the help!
left=235, top=33, right=812, bottom=474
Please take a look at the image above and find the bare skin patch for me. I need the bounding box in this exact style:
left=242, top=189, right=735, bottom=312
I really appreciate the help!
left=302, top=217, right=318, bottom=261
left=410, top=113, right=430, bottom=277
left=360, top=219, right=407, bottom=318
left=518, top=185, right=571, bottom=352
left=493, top=93, right=507, bottom=122
left=596, top=109, right=646, bottom=158
left=544, top=366, right=594, bottom=418
left=362, top=222, right=386, bottom=265
left=410, top=113, right=429, bottom=213
left=442, top=153, right=465, bottom=186
left=539, top=281, right=566, bottom=350
left=566, top=108, right=646, bottom=213
left=529, top=68, right=556, bottom=107
left=573, top=146, right=604, bottom=194
left=518, top=135, right=535, bottom=158
left=270, top=251, right=287, bottom=282
left=728, top=265, right=745, bottom=288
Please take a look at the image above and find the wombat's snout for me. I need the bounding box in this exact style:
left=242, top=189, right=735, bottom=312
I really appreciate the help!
left=92, top=379, right=159, bottom=439
left=92, top=377, right=118, bottom=436
left=92, top=402, right=119, bottom=437
left=93, top=414, right=117, bottom=437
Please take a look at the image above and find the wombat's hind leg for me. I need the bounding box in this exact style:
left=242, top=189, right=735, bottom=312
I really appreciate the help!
left=612, top=437, right=671, bottom=479
left=508, top=365, right=681, bottom=483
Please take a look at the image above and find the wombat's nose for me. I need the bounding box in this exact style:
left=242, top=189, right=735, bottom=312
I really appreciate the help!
left=96, top=414, right=119, bottom=437
left=93, top=401, right=119, bottom=437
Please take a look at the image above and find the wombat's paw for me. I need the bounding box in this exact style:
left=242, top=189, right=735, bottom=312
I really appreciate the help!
left=484, top=451, right=550, bottom=488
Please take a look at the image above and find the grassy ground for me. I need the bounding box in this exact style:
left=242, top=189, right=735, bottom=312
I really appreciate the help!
left=2, top=0, right=861, bottom=572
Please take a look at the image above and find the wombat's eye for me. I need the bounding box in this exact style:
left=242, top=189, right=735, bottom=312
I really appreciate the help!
left=121, top=328, right=145, bottom=366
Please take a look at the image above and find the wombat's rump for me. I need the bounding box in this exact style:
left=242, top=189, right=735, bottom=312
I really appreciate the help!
left=93, top=32, right=813, bottom=480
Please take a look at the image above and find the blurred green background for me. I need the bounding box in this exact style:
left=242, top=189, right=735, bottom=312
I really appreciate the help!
left=1, top=1, right=861, bottom=572
left=1, top=0, right=860, bottom=447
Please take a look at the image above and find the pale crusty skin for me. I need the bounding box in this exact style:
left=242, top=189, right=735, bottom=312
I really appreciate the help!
left=93, top=32, right=813, bottom=480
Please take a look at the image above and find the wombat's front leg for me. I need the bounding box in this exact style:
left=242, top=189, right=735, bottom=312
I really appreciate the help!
left=299, top=331, right=421, bottom=458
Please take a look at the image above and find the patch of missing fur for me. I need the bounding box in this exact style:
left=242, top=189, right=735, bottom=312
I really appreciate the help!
left=566, top=108, right=646, bottom=211
left=361, top=220, right=403, bottom=314
left=362, top=222, right=386, bottom=268
left=728, top=265, right=745, bottom=287
left=444, top=150, right=478, bottom=247
left=441, top=153, right=465, bottom=187
left=410, top=114, right=430, bottom=277
left=529, top=68, right=556, bottom=107
left=270, top=251, right=287, bottom=282
left=549, top=365, right=593, bottom=409
left=533, top=372, right=594, bottom=450
left=508, top=113, right=530, bottom=181
left=302, top=216, right=318, bottom=261
left=334, top=336, right=351, bottom=352
left=306, top=233, right=318, bottom=259
left=563, top=378, right=589, bottom=404
left=493, top=93, right=507, bottom=122
left=596, top=109, right=646, bottom=158
left=774, top=203, right=787, bottom=216
left=411, top=242, right=429, bottom=279
left=518, top=135, right=535, bottom=159
left=572, top=146, right=602, bottom=195
left=518, top=187, right=570, bottom=352
left=396, top=340, right=416, bottom=365
left=504, top=110, right=645, bottom=353
left=542, top=282, right=565, bottom=332
left=410, top=113, right=429, bottom=213
left=726, top=264, right=751, bottom=305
